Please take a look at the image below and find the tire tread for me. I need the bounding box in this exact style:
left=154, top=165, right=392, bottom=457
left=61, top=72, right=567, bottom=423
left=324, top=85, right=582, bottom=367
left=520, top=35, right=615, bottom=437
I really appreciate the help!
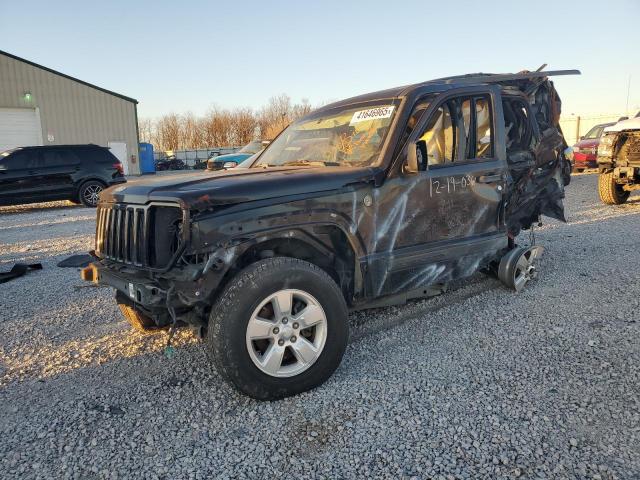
left=598, top=172, right=630, bottom=205
left=207, top=257, right=347, bottom=399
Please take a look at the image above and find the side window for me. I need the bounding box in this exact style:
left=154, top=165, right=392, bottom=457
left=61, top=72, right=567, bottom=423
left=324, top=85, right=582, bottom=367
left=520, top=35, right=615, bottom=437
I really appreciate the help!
left=4, top=151, right=38, bottom=170
left=474, top=98, right=493, bottom=158
left=414, top=94, right=493, bottom=168
left=420, top=103, right=455, bottom=166
left=40, top=150, right=79, bottom=167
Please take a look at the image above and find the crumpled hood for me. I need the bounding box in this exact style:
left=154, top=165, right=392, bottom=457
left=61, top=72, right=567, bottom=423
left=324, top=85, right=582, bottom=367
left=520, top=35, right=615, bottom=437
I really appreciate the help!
left=101, top=166, right=378, bottom=208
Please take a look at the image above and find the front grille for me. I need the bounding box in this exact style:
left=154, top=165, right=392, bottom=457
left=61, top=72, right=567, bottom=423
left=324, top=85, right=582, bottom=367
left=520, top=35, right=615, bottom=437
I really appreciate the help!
left=96, top=203, right=185, bottom=268
left=96, top=204, right=149, bottom=266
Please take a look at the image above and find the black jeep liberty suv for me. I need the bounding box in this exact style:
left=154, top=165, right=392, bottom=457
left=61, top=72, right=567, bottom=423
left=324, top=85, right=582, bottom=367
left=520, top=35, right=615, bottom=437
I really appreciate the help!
left=82, top=69, right=578, bottom=399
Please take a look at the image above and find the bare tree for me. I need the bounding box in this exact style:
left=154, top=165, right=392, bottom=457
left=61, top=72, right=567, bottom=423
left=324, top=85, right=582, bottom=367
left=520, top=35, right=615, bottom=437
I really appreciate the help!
left=156, top=113, right=181, bottom=151
left=139, top=95, right=315, bottom=150
left=180, top=112, right=204, bottom=149
left=201, top=107, right=235, bottom=147
left=258, top=95, right=313, bottom=140
left=138, top=118, right=154, bottom=144
left=231, top=107, right=257, bottom=145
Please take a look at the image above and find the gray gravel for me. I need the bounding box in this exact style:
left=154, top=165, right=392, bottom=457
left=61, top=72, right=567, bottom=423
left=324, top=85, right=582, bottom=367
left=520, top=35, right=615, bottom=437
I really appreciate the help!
left=1, top=174, right=639, bottom=479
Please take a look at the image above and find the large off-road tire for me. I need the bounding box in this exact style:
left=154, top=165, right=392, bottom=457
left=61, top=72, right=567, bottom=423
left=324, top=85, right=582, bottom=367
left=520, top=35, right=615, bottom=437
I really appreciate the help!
left=207, top=257, right=349, bottom=400
left=78, top=180, right=106, bottom=208
left=598, top=172, right=630, bottom=205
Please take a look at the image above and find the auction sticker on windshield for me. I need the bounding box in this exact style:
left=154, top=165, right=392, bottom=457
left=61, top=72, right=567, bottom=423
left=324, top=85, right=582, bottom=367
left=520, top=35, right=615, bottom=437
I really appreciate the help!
left=350, top=106, right=394, bottom=125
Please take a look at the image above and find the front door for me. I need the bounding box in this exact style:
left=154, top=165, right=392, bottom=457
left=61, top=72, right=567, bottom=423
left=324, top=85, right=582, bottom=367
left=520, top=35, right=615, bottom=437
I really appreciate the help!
left=0, top=149, right=44, bottom=204
left=108, top=142, right=128, bottom=174
left=368, top=88, right=507, bottom=296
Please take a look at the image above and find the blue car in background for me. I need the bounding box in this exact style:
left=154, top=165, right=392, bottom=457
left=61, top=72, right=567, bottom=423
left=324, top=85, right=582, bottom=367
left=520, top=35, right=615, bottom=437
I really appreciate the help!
left=207, top=140, right=267, bottom=170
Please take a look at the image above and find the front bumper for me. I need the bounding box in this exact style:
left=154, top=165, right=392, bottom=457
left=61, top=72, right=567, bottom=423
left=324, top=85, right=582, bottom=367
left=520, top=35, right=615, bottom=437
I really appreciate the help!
left=81, top=262, right=167, bottom=307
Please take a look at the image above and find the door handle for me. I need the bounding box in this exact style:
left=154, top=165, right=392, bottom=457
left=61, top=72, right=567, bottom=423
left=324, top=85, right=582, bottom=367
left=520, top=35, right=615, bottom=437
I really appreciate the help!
left=476, top=174, right=502, bottom=183
left=28, top=170, right=38, bottom=175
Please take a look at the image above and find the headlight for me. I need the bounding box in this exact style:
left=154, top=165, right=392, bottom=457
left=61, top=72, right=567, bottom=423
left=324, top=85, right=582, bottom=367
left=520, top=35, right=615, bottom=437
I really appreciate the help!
left=599, top=135, right=614, bottom=147
left=598, top=135, right=614, bottom=157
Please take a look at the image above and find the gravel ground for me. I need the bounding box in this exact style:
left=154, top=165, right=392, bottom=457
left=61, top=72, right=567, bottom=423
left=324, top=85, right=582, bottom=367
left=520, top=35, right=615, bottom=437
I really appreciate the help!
left=0, top=173, right=639, bottom=479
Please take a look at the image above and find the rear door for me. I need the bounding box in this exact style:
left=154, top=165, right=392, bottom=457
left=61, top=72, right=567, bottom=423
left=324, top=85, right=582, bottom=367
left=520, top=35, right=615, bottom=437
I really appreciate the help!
left=369, top=86, right=508, bottom=296
left=37, top=148, right=80, bottom=197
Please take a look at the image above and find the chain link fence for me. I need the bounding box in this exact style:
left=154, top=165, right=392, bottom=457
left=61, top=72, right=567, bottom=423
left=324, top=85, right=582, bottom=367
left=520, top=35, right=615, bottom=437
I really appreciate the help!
left=153, top=147, right=241, bottom=169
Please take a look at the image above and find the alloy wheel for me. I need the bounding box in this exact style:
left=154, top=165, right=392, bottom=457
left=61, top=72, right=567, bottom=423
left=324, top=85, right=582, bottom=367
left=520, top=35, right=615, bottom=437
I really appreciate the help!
left=245, top=289, right=328, bottom=378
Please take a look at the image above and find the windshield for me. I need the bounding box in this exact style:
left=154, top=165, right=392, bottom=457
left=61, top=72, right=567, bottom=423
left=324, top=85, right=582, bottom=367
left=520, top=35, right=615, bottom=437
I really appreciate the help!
left=253, top=101, right=399, bottom=168
left=238, top=141, right=264, bottom=154
left=1, top=148, right=18, bottom=158
left=583, top=125, right=603, bottom=139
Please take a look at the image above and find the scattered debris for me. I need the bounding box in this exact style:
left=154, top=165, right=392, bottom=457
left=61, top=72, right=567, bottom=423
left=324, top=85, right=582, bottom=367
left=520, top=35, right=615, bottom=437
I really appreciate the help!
left=57, top=254, right=94, bottom=268
left=0, top=263, right=42, bottom=284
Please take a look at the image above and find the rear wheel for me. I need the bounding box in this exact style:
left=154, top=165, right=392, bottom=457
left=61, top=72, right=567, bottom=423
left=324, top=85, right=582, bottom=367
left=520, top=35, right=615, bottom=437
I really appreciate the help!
left=78, top=180, right=105, bottom=207
left=498, top=246, right=544, bottom=292
left=598, top=172, right=630, bottom=205
left=207, top=257, right=349, bottom=400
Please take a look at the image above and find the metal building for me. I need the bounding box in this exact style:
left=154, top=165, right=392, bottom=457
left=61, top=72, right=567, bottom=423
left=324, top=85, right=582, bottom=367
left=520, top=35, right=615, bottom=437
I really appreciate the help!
left=0, top=50, right=140, bottom=174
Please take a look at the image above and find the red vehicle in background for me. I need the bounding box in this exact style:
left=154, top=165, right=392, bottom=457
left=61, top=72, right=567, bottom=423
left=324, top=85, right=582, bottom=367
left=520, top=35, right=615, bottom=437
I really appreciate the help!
left=572, top=122, right=615, bottom=172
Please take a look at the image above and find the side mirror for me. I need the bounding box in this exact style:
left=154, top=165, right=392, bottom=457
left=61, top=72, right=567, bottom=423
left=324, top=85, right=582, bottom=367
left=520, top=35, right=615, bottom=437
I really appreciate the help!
left=223, top=161, right=238, bottom=169
left=261, top=140, right=271, bottom=147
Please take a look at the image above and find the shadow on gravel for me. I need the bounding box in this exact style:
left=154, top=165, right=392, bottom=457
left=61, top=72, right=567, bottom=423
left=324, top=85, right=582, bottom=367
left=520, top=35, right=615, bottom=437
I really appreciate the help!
left=350, top=276, right=503, bottom=342
left=0, top=201, right=84, bottom=216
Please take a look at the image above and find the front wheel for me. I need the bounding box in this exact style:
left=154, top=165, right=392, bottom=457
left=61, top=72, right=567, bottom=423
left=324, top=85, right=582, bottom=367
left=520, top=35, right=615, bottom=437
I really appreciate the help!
left=207, top=257, right=349, bottom=400
left=598, top=172, right=630, bottom=205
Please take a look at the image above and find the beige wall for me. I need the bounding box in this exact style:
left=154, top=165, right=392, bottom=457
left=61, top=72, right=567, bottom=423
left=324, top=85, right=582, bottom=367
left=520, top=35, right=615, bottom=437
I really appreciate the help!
left=0, top=53, right=140, bottom=174
left=560, top=113, right=632, bottom=145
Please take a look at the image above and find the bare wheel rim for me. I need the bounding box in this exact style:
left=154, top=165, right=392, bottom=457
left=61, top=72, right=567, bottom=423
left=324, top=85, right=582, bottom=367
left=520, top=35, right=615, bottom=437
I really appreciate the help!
left=246, top=289, right=328, bottom=378
left=511, top=247, right=543, bottom=291
left=83, top=184, right=103, bottom=205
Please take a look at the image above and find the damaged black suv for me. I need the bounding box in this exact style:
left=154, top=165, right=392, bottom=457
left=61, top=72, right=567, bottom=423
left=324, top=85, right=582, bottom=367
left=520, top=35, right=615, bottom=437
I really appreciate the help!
left=82, top=69, right=577, bottom=399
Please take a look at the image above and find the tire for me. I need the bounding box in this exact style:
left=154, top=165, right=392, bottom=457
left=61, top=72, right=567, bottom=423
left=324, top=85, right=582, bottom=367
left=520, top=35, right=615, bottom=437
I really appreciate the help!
left=78, top=180, right=106, bottom=207
left=207, top=257, right=349, bottom=400
left=598, top=172, right=630, bottom=205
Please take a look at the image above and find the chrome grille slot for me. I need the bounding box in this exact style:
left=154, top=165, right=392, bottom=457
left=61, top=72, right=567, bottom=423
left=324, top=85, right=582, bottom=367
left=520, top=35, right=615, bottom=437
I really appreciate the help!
left=95, top=203, right=184, bottom=269
left=96, top=204, right=149, bottom=266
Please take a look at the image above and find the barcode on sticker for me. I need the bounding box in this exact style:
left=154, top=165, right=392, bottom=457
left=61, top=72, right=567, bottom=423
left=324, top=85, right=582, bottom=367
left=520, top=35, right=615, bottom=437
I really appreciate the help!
left=350, top=106, right=394, bottom=125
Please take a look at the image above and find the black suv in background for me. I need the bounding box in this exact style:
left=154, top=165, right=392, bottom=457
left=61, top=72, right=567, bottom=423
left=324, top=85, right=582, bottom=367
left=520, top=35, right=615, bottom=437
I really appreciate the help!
left=0, top=144, right=126, bottom=207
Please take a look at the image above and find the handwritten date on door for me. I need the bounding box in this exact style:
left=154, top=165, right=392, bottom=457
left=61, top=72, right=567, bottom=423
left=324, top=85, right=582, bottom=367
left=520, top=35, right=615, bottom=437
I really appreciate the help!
left=429, top=175, right=476, bottom=197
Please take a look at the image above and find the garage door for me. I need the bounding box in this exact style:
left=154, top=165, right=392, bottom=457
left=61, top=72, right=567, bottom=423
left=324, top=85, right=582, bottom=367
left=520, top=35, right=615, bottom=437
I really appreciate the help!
left=0, top=108, right=43, bottom=152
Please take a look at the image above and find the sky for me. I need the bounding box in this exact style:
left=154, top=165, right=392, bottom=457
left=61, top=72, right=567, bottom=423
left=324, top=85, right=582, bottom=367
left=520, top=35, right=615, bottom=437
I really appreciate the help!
left=2, top=0, right=639, bottom=119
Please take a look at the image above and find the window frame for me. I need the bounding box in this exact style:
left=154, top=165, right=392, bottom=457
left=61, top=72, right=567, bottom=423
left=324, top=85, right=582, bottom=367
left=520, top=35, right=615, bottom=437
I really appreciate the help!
left=392, top=85, right=501, bottom=176
left=418, top=93, right=496, bottom=170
